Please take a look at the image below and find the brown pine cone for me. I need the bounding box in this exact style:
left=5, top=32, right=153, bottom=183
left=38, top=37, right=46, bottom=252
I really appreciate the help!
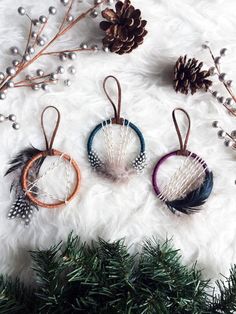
left=173, top=55, right=212, bottom=95
left=100, top=0, right=147, bottom=55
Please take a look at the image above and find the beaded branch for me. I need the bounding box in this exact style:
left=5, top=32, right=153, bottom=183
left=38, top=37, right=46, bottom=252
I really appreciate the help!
left=201, top=43, right=236, bottom=155
left=174, top=43, right=236, bottom=116
left=87, top=75, right=147, bottom=182
left=152, top=108, right=213, bottom=214
left=201, top=43, right=236, bottom=153
left=0, top=0, right=147, bottom=130
left=6, top=106, right=81, bottom=225
left=211, top=120, right=236, bottom=151
left=201, top=43, right=236, bottom=116
left=0, top=0, right=108, bottom=129
left=173, top=43, right=236, bottom=163
left=0, top=0, right=107, bottom=93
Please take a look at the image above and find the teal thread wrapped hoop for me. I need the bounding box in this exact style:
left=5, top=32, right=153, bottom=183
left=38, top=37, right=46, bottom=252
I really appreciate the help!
left=87, top=119, right=145, bottom=153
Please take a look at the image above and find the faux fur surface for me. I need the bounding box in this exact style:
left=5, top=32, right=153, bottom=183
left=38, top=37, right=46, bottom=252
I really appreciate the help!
left=0, top=0, right=236, bottom=284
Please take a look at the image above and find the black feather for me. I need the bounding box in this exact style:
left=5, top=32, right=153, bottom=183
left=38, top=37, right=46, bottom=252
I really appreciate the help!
left=166, top=171, right=213, bottom=215
left=5, top=146, right=42, bottom=176
left=6, top=146, right=44, bottom=225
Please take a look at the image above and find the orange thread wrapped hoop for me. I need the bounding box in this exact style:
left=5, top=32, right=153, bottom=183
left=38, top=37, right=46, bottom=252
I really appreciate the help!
left=22, top=149, right=81, bottom=209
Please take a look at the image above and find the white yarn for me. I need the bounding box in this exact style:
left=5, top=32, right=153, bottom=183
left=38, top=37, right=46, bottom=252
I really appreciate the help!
left=102, top=120, right=114, bottom=164
left=25, top=154, right=73, bottom=203
left=160, top=155, right=206, bottom=201
left=102, top=121, right=132, bottom=168
left=117, top=121, right=131, bottom=165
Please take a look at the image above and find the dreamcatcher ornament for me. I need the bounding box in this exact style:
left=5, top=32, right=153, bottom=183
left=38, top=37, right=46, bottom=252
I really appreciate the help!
left=87, top=75, right=147, bottom=182
left=152, top=108, right=213, bottom=215
left=5, top=106, right=81, bottom=225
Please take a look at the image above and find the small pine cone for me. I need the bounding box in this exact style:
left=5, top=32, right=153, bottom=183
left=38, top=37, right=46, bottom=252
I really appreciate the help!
left=100, top=0, right=147, bottom=55
left=173, top=55, right=213, bottom=95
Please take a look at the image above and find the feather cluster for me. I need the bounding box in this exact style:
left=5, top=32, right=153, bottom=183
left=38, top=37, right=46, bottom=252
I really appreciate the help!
left=5, top=147, right=44, bottom=225
left=88, top=150, right=140, bottom=182
left=96, top=162, right=136, bottom=183
left=166, top=171, right=213, bottom=214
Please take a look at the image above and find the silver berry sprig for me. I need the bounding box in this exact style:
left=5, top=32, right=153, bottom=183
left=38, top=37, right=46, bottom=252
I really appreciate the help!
left=202, top=42, right=236, bottom=116
left=0, top=0, right=111, bottom=130
left=212, top=120, right=236, bottom=150
left=0, top=114, right=19, bottom=130
left=212, top=121, right=236, bottom=186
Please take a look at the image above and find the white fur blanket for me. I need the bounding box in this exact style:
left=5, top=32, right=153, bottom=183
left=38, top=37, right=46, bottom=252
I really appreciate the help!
left=0, top=0, right=235, bottom=283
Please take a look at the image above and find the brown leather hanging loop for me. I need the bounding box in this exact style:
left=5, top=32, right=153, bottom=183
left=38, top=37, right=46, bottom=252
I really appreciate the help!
left=41, top=106, right=61, bottom=155
left=172, top=108, right=191, bottom=155
left=103, top=75, right=123, bottom=125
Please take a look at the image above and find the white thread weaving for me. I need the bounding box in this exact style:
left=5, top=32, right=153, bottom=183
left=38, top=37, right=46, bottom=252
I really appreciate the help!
left=102, top=120, right=133, bottom=168
left=159, top=155, right=206, bottom=202
left=25, top=154, right=73, bottom=203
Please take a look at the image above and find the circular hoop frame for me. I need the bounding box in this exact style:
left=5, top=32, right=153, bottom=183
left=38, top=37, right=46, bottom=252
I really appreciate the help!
left=87, top=119, right=147, bottom=173
left=22, top=149, right=81, bottom=209
left=152, top=150, right=209, bottom=197
left=87, top=119, right=146, bottom=154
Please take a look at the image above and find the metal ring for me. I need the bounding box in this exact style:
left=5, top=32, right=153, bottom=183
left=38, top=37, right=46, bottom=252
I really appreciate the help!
left=87, top=119, right=146, bottom=154
left=152, top=150, right=209, bottom=197
left=21, top=149, right=81, bottom=209
left=87, top=119, right=147, bottom=174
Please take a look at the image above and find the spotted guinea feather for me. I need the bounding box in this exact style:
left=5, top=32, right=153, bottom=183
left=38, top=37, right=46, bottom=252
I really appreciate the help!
left=6, top=146, right=44, bottom=225
left=166, top=171, right=213, bottom=214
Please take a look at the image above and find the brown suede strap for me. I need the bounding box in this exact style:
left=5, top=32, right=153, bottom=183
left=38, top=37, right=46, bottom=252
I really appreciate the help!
left=41, top=106, right=61, bottom=155
left=103, top=75, right=123, bottom=125
left=172, top=108, right=191, bottom=154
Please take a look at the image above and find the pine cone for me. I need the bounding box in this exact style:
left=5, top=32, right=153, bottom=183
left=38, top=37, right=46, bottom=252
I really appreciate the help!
left=100, top=0, right=147, bottom=55
left=173, top=55, right=212, bottom=95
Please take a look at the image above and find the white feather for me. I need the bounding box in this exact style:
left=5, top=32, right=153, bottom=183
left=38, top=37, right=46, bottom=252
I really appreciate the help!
left=96, top=161, right=136, bottom=183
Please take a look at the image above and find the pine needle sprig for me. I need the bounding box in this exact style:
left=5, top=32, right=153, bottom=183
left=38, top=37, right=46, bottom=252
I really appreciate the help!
left=64, top=235, right=136, bottom=313
left=30, top=241, right=68, bottom=313
left=210, top=265, right=236, bottom=313
left=0, top=275, right=33, bottom=314
left=136, top=239, right=210, bottom=314
left=0, top=233, right=235, bottom=313
left=94, top=239, right=136, bottom=312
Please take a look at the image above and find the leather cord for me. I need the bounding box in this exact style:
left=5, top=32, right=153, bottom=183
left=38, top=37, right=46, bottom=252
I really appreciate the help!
left=172, top=108, right=191, bottom=153
left=103, top=75, right=123, bottom=124
left=41, top=106, right=61, bottom=155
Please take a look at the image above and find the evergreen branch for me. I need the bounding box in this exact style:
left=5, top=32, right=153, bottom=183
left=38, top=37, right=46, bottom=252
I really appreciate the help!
left=0, top=234, right=235, bottom=313
left=30, top=241, right=70, bottom=313
left=63, top=235, right=136, bottom=313
left=136, top=239, right=210, bottom=314
left=210, top=265, right=236, bottom=313
left=0, top=275, right=32, bottom=314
